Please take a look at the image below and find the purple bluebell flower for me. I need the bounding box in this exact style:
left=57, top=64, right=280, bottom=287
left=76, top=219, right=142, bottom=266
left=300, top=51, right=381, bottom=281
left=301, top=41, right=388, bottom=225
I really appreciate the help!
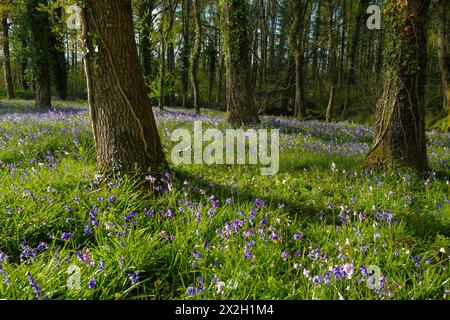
left=294, top=233, right=303, bottom=241
left=193, top=249, right=201, bottom=259
left=128, top=272, right=139, bottom=285
left=89, top=278, right=96, bottom=289
left=27, top=272, right=40, bottom=299
left=61, top=232, right=72, bottom=241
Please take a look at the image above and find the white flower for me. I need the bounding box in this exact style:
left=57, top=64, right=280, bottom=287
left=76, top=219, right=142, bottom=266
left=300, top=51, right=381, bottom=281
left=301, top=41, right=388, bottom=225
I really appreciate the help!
left=343, top=263, right=354, bottom=279
left=331, top=162, right=337, bottom=172
left=439, top=248, right=446, bottom=254
left=216, top=282, right=225, bottom=295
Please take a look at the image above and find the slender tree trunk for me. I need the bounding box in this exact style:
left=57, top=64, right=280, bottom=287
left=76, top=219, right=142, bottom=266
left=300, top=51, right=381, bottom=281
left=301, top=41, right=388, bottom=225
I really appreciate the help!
left=221, top=0, right=260, bottom=124
left=191, top=0, right=201, bottom=114
left=139, top=0, right=156, bottom=87
left=181, top=0, right=190, bottom=108
left=2, top=16, right=14, bottom=99
left=259, top=0, right=268, bottom=112
left=435, top=0, right=450, bottom=131
left=167, top=0, right=176, bottom=107
left=325, top=0, right=336, bottom=123
left=49, top=7, right=67, bottom=100
left=81, top=0, right=166, bottom=176
left=364, top=0, right=430, bottom=172
left=287, top=0, right=307, bottom=119
left=159, top=0, right=167, bottom=110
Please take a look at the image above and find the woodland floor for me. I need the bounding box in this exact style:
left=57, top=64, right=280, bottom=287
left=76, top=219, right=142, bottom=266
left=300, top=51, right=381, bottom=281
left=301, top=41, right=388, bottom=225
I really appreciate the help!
left=0, top=99, right=449, bottom=299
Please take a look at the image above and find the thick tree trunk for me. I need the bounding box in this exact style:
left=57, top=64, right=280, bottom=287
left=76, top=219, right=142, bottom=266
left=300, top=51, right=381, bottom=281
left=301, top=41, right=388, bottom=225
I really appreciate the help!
left=27, top=0, right=52, bottom=108
left=191, top=0, right=201, bottom=114
left=325, top=0, right=337, bottom=123
left=435, top=0, right=450, bottom=131
left=2, top=16, right=14, bottom=100
left=81, top=0, right=166, bottom=176
left=221, top=0, right=260, bottom=125
left=364, top=0, right=430, bottom=173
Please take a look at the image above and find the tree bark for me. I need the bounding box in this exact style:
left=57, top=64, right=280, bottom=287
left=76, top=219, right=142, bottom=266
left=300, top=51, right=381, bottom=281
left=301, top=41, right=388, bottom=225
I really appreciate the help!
left=27, top=0, right=52, bottom=108
left=159, top=0, right=167, bottom=110
left=191, top=0, right=202, bottom=114
left=287, top=0, right=308, bottom=120
left=81, top=0, right=166, bottom=176
left=221, top=0, right=260, bottom=125
left=181, top=0, right=191, bottom=108
left=2, top=15, right=14, bottom=99
left=325, top=0, right=337, bottom=123
left=48, top=7, right=67, bottom=100
left=364, top=0, right=430, bottom=173
left=435, top=0, right=450, bottom=131
left=138, top=0, right=156, bottom=86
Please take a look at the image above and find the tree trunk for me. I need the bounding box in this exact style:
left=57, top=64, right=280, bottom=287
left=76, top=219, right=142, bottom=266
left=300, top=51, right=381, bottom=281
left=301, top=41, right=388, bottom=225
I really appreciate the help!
left=2, top=16, right=14, bottom=99
left=325, top=0, right=336, bottom=123
left=27, top=0, right=52, bottom=108
left=364, top=0, right=430, bottom=173
left=287, top=0, right=307, bottom=119
left=139, top=0, right=156, bottom=87
left=81, top=0, right=166, bottom=176
left=167, top=0, right=176, bottom=107
left=221, top=0, right=260, bottom=125
left=49, top=7, right=67, bottom=100
left=181, top=0, right=191, bottom=108
left=191, top=0, right=201, bottom=114
left=159, top=0, right=167, bottom=110
left=435, top=0, right=450, bottom=131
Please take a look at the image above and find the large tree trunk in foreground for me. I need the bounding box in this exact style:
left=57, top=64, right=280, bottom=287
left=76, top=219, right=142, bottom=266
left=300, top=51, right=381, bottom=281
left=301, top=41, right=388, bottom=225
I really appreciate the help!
left=434, top=0, right=450, bottom=131
left=365, top=0, right=430, bottom=173
left=2, top=16, right=14, bottom=100
left=221, top=0, right=260, bottom=125
left=81, top=0, right=166, bottom=176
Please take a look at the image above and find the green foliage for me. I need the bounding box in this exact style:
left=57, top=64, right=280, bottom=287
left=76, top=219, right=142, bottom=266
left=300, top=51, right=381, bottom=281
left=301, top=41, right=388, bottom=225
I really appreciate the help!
left=0, top=101, right=449, bottom=299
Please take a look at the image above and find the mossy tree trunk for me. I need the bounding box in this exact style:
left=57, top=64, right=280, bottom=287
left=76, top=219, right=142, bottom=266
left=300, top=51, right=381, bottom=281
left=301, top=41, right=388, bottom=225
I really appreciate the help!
left=27, top=0, right=52, bottom=108
left=181, top=0, right=191, bottom=108
left=2, top=15, right=14, bottom=100
left=435, top=0, right=450, bottom=131
left=287, top=0, right=308, bottom=120
left=325, top=0, right=337, bottom=123
left=191, top=0, right=201, bottom=114
left=221, top=0, right=260, bottom=125
left=364, top=0, right=430, bottom=173
left=81, top=0, right=166, bottom=176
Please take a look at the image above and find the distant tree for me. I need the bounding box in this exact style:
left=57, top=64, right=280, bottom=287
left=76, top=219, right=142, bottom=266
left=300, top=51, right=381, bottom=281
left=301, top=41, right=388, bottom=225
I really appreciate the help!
left=365, top=0, right=430, bottom=172
left=433, top=0, right=450, bottom=131
left=81, top=0, right=166, bottom=176
left=191, top=0, right=201, bottom=114
left=1, top=7, right=14, bottom=99
left=287, top=0, right=308, bottom=120
left=325, top=0, right=336, bottom=123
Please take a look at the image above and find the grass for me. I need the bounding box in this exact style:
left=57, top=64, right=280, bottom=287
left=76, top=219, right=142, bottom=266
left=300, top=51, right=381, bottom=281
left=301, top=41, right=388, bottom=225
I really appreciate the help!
left=0, top=99, right=449, bottom=300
